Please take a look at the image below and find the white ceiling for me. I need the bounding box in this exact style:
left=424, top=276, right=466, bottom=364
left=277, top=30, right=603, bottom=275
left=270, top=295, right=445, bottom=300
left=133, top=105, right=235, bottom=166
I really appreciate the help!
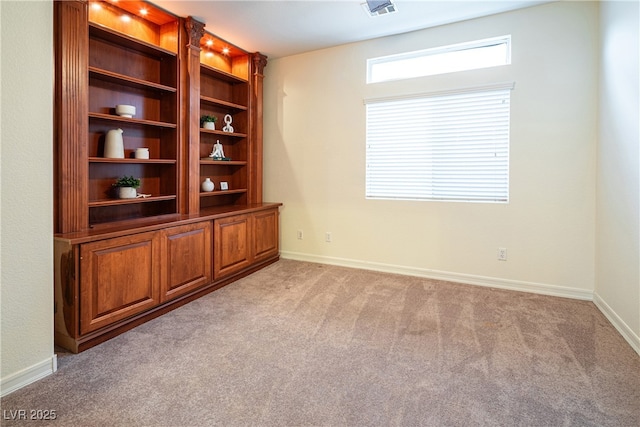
left=153, top=0, right=554, bottom=59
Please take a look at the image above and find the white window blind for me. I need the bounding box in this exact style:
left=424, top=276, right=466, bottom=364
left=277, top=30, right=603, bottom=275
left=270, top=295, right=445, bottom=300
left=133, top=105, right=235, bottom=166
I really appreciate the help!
left=365, top=84, right=512, bottom=202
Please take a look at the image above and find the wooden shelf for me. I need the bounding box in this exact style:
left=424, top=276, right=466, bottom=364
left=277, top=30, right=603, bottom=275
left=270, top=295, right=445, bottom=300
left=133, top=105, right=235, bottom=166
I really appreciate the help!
left=89, top=67, right=177, bottom=93
left=199, top=159, right=247, bottom=166
left=89, top=22, right=177, bottom=58
left=90, top=157, right=177, bottom=164
left=89, top=195, right=177, bottom=207
left=200, top=63, right=247, bottom=83
left=200, top=95, right=247, bottom=111
left=199, top=128, right=247, bottom=138
left=89, top=112, right=177, bottom=128
left=200, top=189, right=247, bottom=197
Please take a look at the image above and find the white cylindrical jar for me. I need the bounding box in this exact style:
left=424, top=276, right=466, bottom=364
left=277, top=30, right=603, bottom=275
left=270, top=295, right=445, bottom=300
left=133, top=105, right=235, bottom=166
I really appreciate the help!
left=135, top=148, right=149, bottom=159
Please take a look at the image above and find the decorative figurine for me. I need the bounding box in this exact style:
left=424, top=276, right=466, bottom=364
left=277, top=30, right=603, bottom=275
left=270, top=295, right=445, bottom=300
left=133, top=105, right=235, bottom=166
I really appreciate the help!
left=223, top=114, right=234, bottom=133
left=209, top=140, right=225, bottom=159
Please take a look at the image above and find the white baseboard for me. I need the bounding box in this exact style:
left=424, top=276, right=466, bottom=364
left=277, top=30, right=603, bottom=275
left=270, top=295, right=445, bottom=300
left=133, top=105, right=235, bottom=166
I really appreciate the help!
left=593, top=292, right=640, bottom=356
left=280, top=251, right=594, bottom=301
left=1, top=355, right=57, bottom=397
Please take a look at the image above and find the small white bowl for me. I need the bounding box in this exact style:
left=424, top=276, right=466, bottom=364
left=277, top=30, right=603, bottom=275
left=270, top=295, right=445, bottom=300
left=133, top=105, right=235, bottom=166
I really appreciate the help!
left=115, top=104, right=136, bottom=118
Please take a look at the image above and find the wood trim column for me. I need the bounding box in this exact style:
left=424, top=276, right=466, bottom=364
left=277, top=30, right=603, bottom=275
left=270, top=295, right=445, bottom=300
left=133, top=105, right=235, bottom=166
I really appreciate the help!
left=184, top=17, right=205, bottom=214
left=54, top=0, right=89, bottom=233
left=250, top=53, right=268, bottom=204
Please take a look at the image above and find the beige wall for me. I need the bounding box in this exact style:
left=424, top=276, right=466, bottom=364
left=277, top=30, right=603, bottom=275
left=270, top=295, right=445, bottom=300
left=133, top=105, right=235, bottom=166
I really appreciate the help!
left=595, top=0, right=640, bottom=352
left=0, top=0, right=56, bottom=395
left=264, top=1, right=598, bottom=298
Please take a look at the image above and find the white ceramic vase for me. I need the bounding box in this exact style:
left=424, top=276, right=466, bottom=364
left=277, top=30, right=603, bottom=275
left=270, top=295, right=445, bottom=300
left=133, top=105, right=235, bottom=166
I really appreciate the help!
left=201, top=178, right=214, bottom=192
left=203, top=121, right=216, bottom=130
left=104, top=128, right=124, bottom=158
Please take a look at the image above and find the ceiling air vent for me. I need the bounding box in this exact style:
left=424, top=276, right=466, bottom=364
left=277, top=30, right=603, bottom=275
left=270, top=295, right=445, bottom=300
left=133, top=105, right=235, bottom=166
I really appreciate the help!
left=362, top=0, right=398, bottom=17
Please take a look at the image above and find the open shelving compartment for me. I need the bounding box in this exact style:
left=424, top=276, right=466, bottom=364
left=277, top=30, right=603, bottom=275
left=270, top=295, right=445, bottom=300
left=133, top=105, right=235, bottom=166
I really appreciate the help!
left=86, top=0, right=181, bottom=227
left=198, top=30, right=252, bottom=211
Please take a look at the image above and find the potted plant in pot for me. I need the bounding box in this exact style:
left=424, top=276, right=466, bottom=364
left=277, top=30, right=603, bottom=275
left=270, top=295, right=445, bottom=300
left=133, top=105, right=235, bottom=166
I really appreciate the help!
left=200, top=115, right=217, bottom=130
left=113, top=175, right=141, bottom=199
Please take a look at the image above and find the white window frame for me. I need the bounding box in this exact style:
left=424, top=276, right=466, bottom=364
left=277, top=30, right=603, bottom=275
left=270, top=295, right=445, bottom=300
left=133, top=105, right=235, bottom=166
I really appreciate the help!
left=364, top=82, right=514, bottom=203
left=367, top=35, right=511, bottom=84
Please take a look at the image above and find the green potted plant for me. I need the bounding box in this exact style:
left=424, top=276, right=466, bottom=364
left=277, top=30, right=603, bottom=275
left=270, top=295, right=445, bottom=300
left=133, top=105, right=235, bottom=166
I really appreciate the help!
left=113, top=175, right=141, bottom=199
left=200, top=115, right=217, bottom=130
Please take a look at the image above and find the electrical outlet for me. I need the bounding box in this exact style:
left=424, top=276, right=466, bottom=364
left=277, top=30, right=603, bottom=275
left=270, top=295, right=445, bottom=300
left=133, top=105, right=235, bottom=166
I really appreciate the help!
left=297, top=229, right=303, bottom=240
left=325, top=232, right=332, bottom=243
left=498, top=247, right=507, bottom=261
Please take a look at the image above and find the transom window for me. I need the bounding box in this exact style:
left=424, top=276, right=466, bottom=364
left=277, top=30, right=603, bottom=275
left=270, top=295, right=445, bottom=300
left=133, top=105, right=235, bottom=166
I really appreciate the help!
left=367, top=35, right=511, bottom=84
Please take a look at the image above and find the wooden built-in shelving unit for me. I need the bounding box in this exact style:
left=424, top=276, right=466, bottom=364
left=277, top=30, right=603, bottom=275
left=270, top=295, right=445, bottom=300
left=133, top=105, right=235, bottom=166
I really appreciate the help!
left=53, top=0, right=280, bottom=353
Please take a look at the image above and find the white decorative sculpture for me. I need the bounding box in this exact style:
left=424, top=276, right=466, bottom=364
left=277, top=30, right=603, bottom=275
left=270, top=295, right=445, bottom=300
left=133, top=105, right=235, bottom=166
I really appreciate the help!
left=209, top=140, right=225, bottom=159
left=222, top=114, right=234, bottom=133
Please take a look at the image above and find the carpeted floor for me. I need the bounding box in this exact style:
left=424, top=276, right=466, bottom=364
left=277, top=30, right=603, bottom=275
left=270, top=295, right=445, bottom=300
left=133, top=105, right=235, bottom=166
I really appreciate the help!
left=2, top=259, right=639, bottom=426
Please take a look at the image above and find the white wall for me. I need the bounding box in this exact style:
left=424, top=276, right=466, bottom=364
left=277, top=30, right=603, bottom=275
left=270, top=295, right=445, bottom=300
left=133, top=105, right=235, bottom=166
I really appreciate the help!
left=0, top=0, right=56, bottom=395
left=595, top=0, right=640, bottom=353
left=264, top=1, right=598, bottom=298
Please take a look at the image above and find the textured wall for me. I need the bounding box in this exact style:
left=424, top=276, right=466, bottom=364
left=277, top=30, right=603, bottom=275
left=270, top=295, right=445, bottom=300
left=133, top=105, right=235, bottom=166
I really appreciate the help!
left=1, top=0, right=55, bottom=394
left=263, top=1, right=598, bottom=295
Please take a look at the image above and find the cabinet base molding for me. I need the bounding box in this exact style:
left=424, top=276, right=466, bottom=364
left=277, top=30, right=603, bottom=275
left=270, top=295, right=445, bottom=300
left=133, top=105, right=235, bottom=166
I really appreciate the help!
left=54, top=204, right=281, bottom=353
left=57, top=254, right=279, bottom=353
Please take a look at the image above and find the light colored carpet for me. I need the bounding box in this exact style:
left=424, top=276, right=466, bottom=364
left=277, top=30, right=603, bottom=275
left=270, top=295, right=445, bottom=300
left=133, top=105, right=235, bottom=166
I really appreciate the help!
left=2, top=259, right=639, bottom=426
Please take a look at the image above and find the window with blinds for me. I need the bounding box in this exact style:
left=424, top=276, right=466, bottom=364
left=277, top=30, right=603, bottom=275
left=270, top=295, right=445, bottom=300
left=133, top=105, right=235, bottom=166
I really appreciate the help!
left=365, top=84, right=513, bottom=203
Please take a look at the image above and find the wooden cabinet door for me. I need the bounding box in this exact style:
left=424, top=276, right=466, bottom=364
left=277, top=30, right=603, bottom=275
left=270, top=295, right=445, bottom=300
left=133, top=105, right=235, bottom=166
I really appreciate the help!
left=161, top=222, right=212, bottom=302
left=213, top=214, right=252, bottom=279
left=253, top=208, right=279, bottom=263
left=80, top=231, right=160, bottom=335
